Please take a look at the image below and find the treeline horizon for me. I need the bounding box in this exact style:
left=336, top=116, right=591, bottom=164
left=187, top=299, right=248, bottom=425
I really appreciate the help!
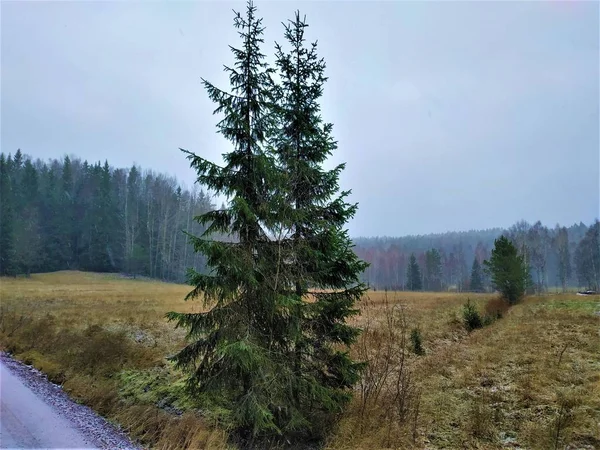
left=0, top=150, right=215, bottom=282
left=1, top=150, right=598, bottom=290
left=354, top=220, right=598, bottom=292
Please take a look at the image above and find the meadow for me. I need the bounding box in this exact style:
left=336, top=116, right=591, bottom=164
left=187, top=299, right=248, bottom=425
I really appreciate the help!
left=0, top=271, right=598, bottom=449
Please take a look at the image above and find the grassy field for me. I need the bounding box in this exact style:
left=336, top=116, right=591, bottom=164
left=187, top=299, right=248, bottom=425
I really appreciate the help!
left=1, top=271, right=599, bottom=449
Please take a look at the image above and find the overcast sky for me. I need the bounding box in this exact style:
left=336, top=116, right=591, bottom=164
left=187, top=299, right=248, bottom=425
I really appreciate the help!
left=2, top=0, right=598, bottom=236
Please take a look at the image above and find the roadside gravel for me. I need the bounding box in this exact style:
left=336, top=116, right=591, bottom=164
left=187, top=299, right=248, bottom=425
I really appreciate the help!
left=0, top=352, right=141, bottom=450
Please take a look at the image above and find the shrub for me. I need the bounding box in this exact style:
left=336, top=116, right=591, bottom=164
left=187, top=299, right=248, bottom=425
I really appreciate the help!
left=463, top=299, right=483, bottom=332
left=20, top=314, right=58, bottom=352
left=482, top=314, right=496, bottom=327
left=63, top=375, right=118, bottom=416
left=353, top=296, right=420, bottom=443
left=484, top=297, right=510, bottom=320
left=60, top=325, right=135, bottom=377
left=18, top=349, right=66, bottom=384
left=410, top=328, right=425, bottom=356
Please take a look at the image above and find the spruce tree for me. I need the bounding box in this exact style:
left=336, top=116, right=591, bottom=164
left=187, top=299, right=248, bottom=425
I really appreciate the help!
left=74, top=160, right=92, bottom=268
left=16, top=159, right=41, bottom=275
left=167, top=3, right=367, bottom=442
left=12, top=149, right=23, bottom=175
left=470, top=257, right=484, bottom=292
left=271, top=10, right=367, bottom=436
left=406, top=253, right=422, bottom=291
left=60, top=156, right=75, bottom=266
left=424, top=248, right=442, bottom=290
left=85, top=163, right=104, bottom=271
left=39, top=165, right=58, bottom=271
left=97, top=160, right=114, bottom=271
left=0, top=154, right=17, bottom=276
left=167, top=1, right=283, bottom=440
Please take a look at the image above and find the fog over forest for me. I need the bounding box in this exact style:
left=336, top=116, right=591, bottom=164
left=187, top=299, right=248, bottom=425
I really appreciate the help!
left=1, top=152, right=597, bottom=292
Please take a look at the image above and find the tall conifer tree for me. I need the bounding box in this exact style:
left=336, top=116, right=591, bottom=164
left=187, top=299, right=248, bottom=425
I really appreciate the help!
left=0, top=154, right=16, bottom=275
left=167, top=3, right=367, bottom=441
left=270, top=10, right=368, bottom=435
left=406, top=253, right=422, bottom=291
left=16, top=159, right=41, bottom=274
left=167, top=1, right=282, bottom=440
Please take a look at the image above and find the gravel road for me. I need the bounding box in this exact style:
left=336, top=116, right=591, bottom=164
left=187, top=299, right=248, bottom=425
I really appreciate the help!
left=0, top=352, right=141, bottom=450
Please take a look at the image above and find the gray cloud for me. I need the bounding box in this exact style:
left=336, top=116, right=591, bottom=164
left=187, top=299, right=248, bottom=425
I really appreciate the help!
left=2, top=1, right=598, bottom=236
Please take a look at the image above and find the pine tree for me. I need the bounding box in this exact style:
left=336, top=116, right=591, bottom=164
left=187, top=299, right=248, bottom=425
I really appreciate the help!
left=406, top=253, right=422, bottom=291
left=484, top=235, right=531, bottom=304
left=167, top=1, right=284, bottom=440
left=470, top=257, right=484, bottom=292
left=0, top=154, right=17, bottom=276
left=270, top=10, right=367, bottom=436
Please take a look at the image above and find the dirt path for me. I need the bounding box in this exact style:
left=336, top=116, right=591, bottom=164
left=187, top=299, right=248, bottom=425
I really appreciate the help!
left=0, top=353, right=139, bottom=449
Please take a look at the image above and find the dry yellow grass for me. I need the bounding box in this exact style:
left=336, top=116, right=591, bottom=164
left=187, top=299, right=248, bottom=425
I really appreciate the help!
left=0, top=271, right=226, bottom=450
left=1, top=271, right=599, bottom=449
left=329, top=291, right=600, bottom=449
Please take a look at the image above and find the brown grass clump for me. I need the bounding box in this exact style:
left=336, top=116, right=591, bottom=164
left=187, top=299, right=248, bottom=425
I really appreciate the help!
left=484, top=297, right=511, bottom=319
left=1, top=271, right=599, bottom=449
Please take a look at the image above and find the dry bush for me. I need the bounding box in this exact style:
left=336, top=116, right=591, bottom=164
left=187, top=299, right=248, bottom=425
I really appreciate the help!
left=550, top=389, right=583, bottom=450
left=73, top=326, right=134, bottom=376
left=519, top=388, right=583, bottom=450
left=335, top=294, right=421, bottom=448
left=156, top=412, right=228, bottom=450
left=0, top=307, right=34, bottom=347
left=113, top=405, right=227, bottom=450
left=63, top=374, right=119, bottom=416
left=484, top=297, right=510, bottom=320
left=18, top=349, right=67, bottom=384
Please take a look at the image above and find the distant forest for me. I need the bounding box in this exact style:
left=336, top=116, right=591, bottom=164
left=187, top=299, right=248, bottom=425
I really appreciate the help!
left=355, top=220, right=598, bottom=292
left=1, top=150, right=598, bottom=290
left=0, top=150, right=215, bottom=282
